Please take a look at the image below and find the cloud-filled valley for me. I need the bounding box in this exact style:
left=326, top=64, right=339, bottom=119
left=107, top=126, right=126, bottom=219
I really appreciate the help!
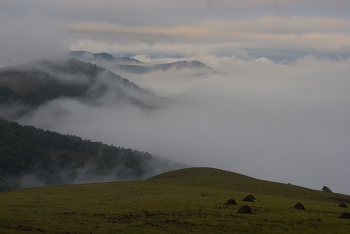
left=3, top=54, right=348, bottom=194
left=1, top=1, right=350, bottom=195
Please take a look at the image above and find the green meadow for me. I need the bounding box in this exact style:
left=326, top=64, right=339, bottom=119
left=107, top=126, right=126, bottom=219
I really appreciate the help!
left=0, top=167, right=349, bottom=233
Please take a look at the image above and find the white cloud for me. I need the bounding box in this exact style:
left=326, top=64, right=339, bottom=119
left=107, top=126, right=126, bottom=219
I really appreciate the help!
left=1, top=1, right=350, bottom=61
left=14, top=55, right=350, bottom=195
left=1, top=0, right=350, bottom=194
left=0, top=11, right=67, bottom=67
left=64, top=16, right=350, bottom=58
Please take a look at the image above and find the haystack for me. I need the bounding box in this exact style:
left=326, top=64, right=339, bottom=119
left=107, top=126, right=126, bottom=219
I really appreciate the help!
left=338, top=203, right=348, bottom=208
left=224, top=199, right=237, bottom=205
left=246, top=195, right=256, bottom=200
left=339, top=212, right=350, bottom=219
left=242, top=195, right=255, bottom=202
left=293, top=202, right=306, bottom=210
left=237, top=205, right=252, bottom=214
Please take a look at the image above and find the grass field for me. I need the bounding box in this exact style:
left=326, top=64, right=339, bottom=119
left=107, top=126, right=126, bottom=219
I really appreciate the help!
left=0, top=167, right=349, bottom=233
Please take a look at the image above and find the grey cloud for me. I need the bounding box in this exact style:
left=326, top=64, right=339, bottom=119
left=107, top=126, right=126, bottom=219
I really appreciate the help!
left=0, top=11, right=67, bottom=67
left=13, top=55, right=350, bottom=195
left=65, top=16, right=350, bottom=60
left=1, top=1, right=350, bottom=195
left=3, top=1, right=350, bottom=24
left=2, top=1, right=350, bottom=62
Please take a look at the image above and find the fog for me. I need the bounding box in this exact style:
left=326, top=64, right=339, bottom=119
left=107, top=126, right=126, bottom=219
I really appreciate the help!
left=0, top=11, right=67, bottom=68
left=10, top=55, right=350, bottom=195
left=1, top=1, right=350, bottom=194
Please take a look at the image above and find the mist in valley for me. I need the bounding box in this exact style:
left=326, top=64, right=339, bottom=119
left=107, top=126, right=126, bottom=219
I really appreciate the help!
left=2, top=54, right=347, bottom=194
left=1, top=1, right=350, bottom=194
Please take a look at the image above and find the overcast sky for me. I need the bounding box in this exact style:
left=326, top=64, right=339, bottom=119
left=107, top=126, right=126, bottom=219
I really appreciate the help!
left=1, top=1, right=350, bottom=194
left=1, top=0, right=350, bottom=61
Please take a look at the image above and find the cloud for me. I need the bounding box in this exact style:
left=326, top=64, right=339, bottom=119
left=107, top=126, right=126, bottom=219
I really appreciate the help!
left=0, top=10, right=68, bottom=67
left=3, top=1, right=350, bottom=21
left=2, top=1, right=350, bottom=61
left=12, top=55, right=350, bottom=195
left=66, top=17, right=350, bottom=36
left=1, top=0, right=350, bottom=195
left=65, top=16, right=350, bottom=59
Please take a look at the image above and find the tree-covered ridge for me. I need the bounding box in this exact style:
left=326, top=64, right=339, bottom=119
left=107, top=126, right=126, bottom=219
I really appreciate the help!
left=0, top=77, right=88, bottom=107
left=0, top=58, right=167, bottom=112
left=0, top=117, right=183, bottom=191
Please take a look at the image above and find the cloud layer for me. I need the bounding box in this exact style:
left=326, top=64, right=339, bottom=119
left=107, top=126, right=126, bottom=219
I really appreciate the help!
left=13, top=55, right=350, bottom=195
left=1, top=1, right=350, bottom=61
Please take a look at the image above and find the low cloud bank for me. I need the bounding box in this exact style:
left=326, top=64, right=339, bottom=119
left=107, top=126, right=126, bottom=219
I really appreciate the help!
left=9, top=55, right=350, bottom=195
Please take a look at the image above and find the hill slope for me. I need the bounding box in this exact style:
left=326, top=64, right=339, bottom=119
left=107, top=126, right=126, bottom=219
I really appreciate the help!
left=150, top=167, right=350, bottom=202
left=0, top=167, right=349, bottom=233
left=0, top=117, right=184, bottom=190
left=0, top=58, right=167, bottom=119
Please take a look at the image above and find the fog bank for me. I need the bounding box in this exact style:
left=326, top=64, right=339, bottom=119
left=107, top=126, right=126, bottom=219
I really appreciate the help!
left=14, top=55, right=350, bottom=195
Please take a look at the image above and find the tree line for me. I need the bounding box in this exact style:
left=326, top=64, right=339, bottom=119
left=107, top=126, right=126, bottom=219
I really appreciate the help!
left=0, top=117, right=172, bottom=191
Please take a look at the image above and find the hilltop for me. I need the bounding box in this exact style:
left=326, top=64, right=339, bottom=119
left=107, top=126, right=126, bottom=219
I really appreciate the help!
left=150, top=167, right=350, bottom=202
left=0, top=167, right=349, bottom=233
left=70, top=51, right=142, bottom=65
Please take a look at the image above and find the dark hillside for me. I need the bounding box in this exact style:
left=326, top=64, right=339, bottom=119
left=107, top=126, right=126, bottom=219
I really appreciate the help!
left=0, top=117, right=184, bottom=190
left=0, top=58, right=167, bottom=118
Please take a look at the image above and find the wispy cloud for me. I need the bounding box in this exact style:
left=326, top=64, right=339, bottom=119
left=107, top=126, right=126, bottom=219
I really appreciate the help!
left=1, top=0, right=350, bottom=195
left=65, top=17, right=350, bottom=58
left=1, top=1, right=350, bottom=60
left=10, top=55, right=350, bottom=195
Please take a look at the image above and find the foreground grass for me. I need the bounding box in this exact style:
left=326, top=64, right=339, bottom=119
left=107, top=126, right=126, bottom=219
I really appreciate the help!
left=0, top=167, right=349, bottom=233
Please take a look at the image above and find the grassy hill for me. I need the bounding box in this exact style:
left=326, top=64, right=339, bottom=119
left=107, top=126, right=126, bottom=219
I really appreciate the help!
left=150, top=168, right=350, bottom=202
left=0, top=167, right=349, bottom=233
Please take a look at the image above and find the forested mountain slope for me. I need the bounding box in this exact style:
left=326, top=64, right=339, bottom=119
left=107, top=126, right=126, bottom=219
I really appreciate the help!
left=0, top=117, right=184, bottom=191
left=0, top=58, right=167, bottom=119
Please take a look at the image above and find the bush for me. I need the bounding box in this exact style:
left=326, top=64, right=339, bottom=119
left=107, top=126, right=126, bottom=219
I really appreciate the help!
left=321, top=186, right=332, bottom=192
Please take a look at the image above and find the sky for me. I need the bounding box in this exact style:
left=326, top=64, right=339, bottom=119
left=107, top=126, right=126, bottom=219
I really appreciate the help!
left=1, top=1, right=350, bottom=194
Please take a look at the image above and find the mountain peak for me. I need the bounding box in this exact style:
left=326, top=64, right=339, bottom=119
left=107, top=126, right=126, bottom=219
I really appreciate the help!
left=69, top=51, right=142, bottom=65
left=0, top=58, right=168, bottom=119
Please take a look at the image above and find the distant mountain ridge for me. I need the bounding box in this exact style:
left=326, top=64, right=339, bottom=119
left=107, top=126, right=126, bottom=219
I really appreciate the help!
left=0, top=57, right=184, bottom=191
left=114, top=60, right=210, bottom=74
left=69, top=51, right=212, bottom=73
left=70, top=51, right=142, bottom=65
left=0, top=58, right=168, bottom=119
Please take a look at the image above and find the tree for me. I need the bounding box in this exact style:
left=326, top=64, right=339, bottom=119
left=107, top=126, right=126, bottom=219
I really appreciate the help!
left=321, top=186, right=332, bottom=192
